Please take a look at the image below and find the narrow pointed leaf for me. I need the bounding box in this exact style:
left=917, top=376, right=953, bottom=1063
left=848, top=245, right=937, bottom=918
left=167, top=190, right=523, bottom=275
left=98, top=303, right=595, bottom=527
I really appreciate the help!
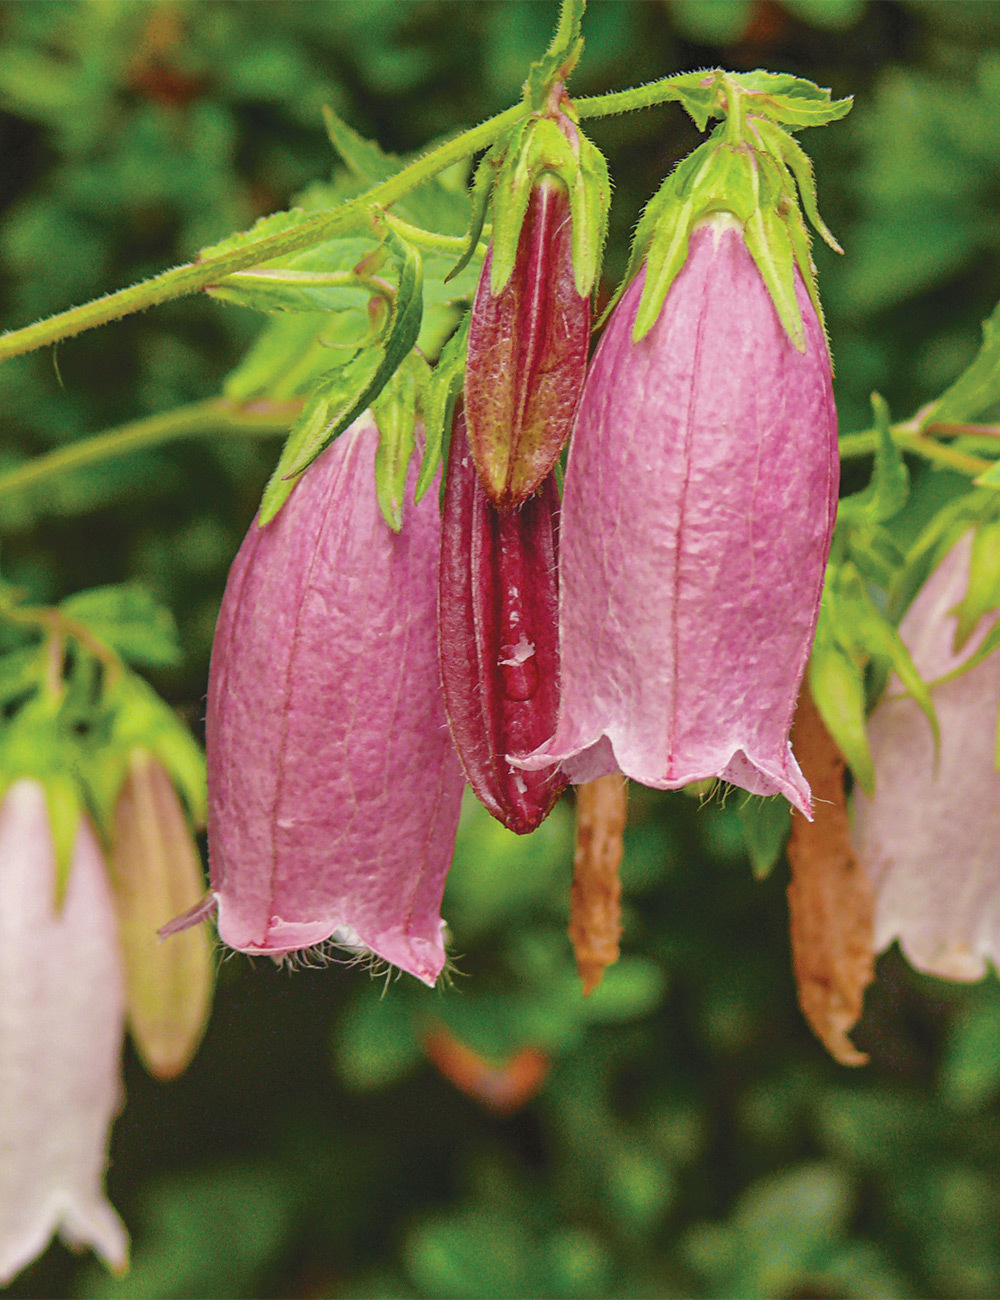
left=925, top=300, right=1000, bottom=426
left=808, top=634, right=875, bottom=796
left=417, top=313, right=468, bottom=503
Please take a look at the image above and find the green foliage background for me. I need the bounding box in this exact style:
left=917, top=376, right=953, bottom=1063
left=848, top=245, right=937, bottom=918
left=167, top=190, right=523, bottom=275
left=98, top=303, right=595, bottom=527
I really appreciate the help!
left=3, top=2, right=1000, bottom=1297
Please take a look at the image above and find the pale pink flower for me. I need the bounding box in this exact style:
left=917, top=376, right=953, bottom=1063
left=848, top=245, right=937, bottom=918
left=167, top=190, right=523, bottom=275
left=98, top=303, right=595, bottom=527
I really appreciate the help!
left=0, top=779, right=127, bottom=1284
left=853, top=532, right=1000, bottom=979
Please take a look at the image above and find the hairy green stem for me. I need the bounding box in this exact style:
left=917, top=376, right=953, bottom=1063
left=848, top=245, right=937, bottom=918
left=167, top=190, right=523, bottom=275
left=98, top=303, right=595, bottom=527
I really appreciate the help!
left=0, top=398, right=297, bottom=502
left=0, top=103, right=525, bottom=365
left=0, top=71, right=716, bottom=366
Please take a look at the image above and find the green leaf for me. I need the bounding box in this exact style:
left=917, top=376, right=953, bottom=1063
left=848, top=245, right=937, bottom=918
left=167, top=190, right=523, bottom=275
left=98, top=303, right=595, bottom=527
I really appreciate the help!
left=61, top=584, right=181, bottom=668
left=839, top=393, right=909, bottom=526
left=523, top=0, right=585, bottom=111
left=322, top=104, right=401, bottom=185
left=735, top=796, right=791, bottom=879
left=925, top=299, right=1000, bottom=427
left=837, top=564, right=939, bottom=753
left=808, top=624, right=874, bottom=795
left=91, top=671, right=207, bottom=832
left=845, top=524, right=904, bottom=590
left=258, top=230, right=424, bottom=525
left=209, top=268, right=370, bottom=314
left=223, top=311, right=352, bottom=403
left=197, top=207, right=315, bottom=261
left=733, top=71, right=854, bottom=128
left=417, top=312, right=468, bottom=503
left=0, top=645, right=44, bottom=709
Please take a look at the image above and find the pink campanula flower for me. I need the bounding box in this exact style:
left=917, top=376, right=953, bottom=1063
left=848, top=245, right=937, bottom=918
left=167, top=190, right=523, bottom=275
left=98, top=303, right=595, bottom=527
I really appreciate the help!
left=853, top=532, right=1000, bottom=979
left=518, top=215, right=839, bottom=815
left=207, top=415, right=465, bottom=985
left=0, top=780, right=127, bottom=1284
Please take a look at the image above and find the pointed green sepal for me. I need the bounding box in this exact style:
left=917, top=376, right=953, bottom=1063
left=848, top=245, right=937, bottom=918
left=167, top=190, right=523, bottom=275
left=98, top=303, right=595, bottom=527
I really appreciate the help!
left=257, top=230, right=424, bottom=526
left=445, top=147, right=498, bottom=285
left=744, top=204, right=804, bottom=350
left=951, top=518, right=1000, bottom=652
left=486, top=107, right=610, bottom=302
left=42, top=771, right=83, bottom=909
left=808, top=618, right=876, bottom=796
left=568, top=132, right=611, bottom=298
left=372, top=353, right=426, bottom=531
left=417, top=312, right=469, bottom=503
left=753, top=117, right=843, bottom=253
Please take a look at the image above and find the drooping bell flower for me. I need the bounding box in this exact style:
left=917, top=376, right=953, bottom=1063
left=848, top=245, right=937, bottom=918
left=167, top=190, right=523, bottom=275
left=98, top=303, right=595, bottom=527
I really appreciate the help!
left=439, top=409, right=564, bottom=833
left=518, top=215, right=839, bottom=815
left=852, top=531, right=1000, bottom=980
left=207, top=414, right=465, bottom=985
left=109, top=749, right=213, bottom=1080
left=462, top=89, right=606, bottom=510
left=0, top=779, right=127, bottom=1284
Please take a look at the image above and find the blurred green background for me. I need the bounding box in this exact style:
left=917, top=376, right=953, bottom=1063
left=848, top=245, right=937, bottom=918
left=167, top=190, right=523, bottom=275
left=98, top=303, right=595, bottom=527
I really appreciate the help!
left=3, top=1, right=1000, bottom=1297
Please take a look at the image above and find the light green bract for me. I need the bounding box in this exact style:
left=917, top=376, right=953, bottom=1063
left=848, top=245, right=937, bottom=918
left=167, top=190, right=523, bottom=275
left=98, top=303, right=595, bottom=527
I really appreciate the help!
left=619, top=71, right=851, bottom=349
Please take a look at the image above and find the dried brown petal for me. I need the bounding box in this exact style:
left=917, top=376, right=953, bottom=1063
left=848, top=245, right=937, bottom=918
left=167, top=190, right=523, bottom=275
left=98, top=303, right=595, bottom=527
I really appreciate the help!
left=569, top=774, right=626, bottom=995
left=786, top=685, right=874, bottom=1066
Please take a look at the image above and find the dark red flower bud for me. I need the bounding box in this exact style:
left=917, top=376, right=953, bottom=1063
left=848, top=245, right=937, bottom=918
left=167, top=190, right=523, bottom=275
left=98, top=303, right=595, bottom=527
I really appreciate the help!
left=439, top=410, right=565, bottom=833
left=464, top=175, right=590, bottom=511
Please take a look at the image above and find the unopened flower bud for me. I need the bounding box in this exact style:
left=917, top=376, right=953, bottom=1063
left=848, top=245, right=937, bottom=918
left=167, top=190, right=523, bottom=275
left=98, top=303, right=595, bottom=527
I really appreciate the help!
left=463, top=95, right=603, bottom=511
left=110, top=749, right=213, bottom=1080
left=439, top=410, right=564, bottom=833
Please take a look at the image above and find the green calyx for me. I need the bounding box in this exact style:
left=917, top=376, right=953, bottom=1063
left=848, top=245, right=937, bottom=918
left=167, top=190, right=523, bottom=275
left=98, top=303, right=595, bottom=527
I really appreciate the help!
left=0, top=589, right=207, bottom=905
left=620, top=71, right=850, bottom=350
left=452, top=95, right=610, bottom=303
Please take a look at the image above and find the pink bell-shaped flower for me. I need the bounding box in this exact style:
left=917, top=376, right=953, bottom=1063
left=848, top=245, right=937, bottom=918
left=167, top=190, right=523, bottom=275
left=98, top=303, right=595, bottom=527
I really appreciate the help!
left=207, top=415, right=465, bottom=985
left=0, top=780, right=127, bottom=1284
left=852, top=531, right=1000, bottom=980
left=518, top=215, right=839, bottom=814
